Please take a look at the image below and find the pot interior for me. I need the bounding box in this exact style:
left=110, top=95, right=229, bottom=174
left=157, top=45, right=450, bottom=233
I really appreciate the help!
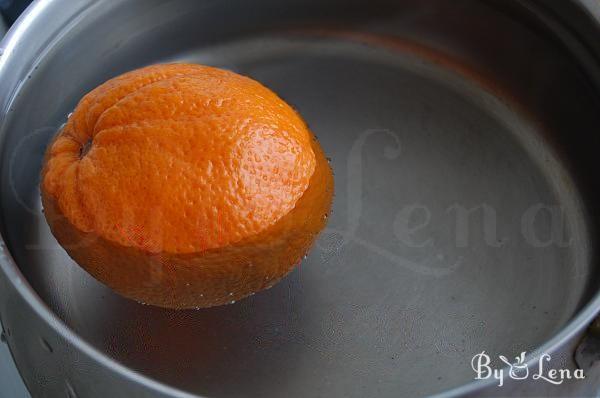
left=1, top=0, right=600, bottom=396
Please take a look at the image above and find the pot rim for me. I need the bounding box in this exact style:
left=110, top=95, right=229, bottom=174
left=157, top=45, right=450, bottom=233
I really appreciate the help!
left=0, top=0, right=599, bottom=397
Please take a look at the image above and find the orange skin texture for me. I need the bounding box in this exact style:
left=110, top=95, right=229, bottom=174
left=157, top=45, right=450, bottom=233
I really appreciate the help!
left=41, top=63, right=333, bottom=309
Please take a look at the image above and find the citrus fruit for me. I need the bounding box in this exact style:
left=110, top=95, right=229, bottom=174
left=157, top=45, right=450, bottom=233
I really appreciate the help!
left=41, top=63, right=333, bottom=309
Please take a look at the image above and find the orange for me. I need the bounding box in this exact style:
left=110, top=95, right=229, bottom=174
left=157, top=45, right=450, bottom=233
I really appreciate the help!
left=41, top=63, right=333, bottom=309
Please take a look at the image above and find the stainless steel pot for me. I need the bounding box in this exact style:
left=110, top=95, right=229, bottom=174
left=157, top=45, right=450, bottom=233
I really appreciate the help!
left=1, top=0, right=600, bottom=396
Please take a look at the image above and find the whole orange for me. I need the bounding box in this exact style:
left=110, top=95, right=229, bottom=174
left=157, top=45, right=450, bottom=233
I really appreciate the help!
left=41, top=63, right=333, bottom=309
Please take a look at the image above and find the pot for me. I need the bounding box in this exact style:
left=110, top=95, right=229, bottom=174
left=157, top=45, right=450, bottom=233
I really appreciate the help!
left=1, top=0, right=600, bottom=396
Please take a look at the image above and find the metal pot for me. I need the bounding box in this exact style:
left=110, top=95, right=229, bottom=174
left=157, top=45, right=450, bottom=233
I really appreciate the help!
left=1, top=0, right=600, bottom=396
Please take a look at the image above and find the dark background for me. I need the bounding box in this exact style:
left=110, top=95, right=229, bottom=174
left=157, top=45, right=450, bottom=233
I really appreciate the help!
left=1, top=0, right=33, bottom=26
